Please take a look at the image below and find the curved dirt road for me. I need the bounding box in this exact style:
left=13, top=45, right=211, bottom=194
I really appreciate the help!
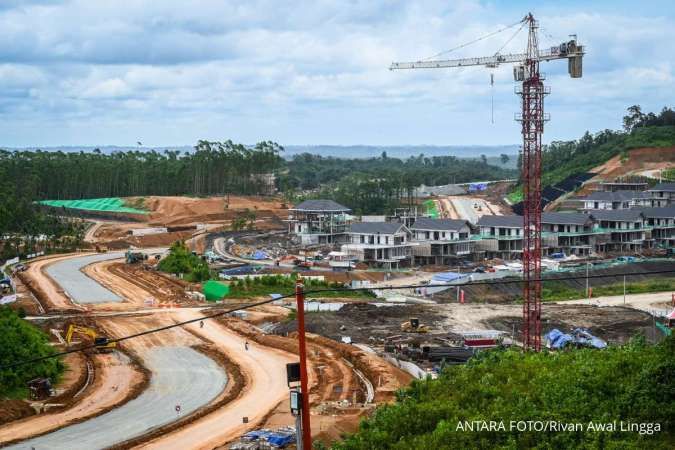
left=139, top=309, right=295, bottom=450
left=8, top=347, right=227, bottom=450
left=0, top=352, right=143, bottom=445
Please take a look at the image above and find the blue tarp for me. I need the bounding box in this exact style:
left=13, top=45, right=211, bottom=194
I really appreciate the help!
left=546, top=328, right=606, bottom=350
left=545, top=329, right=573, bottom=349
left=469, top=182, right=488, bottom=192
left=242, top=429, right=295, bottom=447
left=431, top=272, right=464, bottom=283
left=252, top=250, right=269, bottom=260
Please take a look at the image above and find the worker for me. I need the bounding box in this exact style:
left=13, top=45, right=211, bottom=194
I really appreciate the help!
left=244, top=341, right=249, bottom=351
left=199, top=320, right=204, bottom=329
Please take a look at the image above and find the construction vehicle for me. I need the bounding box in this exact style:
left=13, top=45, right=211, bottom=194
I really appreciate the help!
left=125, top=250, right=148, bottom=264
left=65, top=324, right=116, bottom=353
left=400, top=318, right=430, bottom=333
left=27, top=377, right=54, bottom=400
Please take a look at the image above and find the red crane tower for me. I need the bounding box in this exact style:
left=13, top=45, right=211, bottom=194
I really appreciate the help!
left=391, top=13, right=584, bottom=351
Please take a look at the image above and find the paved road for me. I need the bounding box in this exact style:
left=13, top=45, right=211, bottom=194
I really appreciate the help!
left=141, top=310, right=295, bottom=449
left=9, top=346, right=227, bottom=450
left=45, top=253, right=125, bottom=303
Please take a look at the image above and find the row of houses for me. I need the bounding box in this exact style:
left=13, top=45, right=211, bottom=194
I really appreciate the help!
left=288, top=199, right=675, bottom=267
left=578, top=182, right=675, bottom=210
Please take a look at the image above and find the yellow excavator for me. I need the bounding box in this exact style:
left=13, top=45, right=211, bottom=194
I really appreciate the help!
left=65, top=324, right=116, bottom=353
left=400, top=318, right=430, bottom=333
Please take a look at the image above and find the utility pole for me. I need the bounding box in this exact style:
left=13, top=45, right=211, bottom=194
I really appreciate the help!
left=623, top=275, right=626, bottom=305
left=586, top=262, right=590, bottom=299
left=295, top=278, right=312, bottom=449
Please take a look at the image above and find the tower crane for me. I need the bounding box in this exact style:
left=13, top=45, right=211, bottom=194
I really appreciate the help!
left=390, top=13, right=584, bottom=351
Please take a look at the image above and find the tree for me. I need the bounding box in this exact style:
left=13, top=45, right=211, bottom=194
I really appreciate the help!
left=500, top=153, right=510, bottom=165
left=480, top=154, right=488, bottom=165
left=623, top=105, right=645, bottom=132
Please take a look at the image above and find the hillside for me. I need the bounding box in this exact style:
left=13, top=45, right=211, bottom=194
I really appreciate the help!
left=508, top=124, right=675, bottom=205
left=333, top=336, right=674, bottom=449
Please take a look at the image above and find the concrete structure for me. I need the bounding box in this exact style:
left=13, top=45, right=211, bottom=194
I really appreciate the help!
left=541, top=212, right=598, bottom=256
left=409, top=218, right=474, bottom=265
left=585, top=209, right=647, bottom=253
left=287, top=200, right=351, bottom=245
left=638, top=206, right=675, bottom=248
left=45, top=253, right=124, bottom=304
left=475, top=215, right=523, bottom=259
left=648, top=182, right=675, bottom=207
left=341, top=222, right=415, bottom=268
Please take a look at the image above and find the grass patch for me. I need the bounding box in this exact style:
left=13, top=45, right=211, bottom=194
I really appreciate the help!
left=536, top=278, right=675, bottom=302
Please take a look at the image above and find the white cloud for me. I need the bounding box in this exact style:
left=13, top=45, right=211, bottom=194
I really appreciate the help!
left=0, top=0, right=672, bottom=146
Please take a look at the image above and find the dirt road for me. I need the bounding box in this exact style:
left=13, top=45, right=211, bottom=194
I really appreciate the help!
left=557, top=291, right=674, bottom=312
left=0, top=352, right=143, bottom=445
left=139, top=309, right=295, bottom=450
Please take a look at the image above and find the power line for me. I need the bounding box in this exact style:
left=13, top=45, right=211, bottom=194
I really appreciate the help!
left=2, top=267, right=674, bottom=370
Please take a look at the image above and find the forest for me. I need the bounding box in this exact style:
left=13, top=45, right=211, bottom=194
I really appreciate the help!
left=0, top=307, right=63, bottom=398
left=281, top=153, right=517, bottom=214
left=333, top=336, right=674, bottom=449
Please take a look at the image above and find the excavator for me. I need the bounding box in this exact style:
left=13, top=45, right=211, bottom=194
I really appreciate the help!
left=65, top=324, right=117, bottom=353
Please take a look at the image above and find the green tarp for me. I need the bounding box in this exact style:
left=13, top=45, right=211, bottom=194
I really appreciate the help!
left=202, top=280, right=230, bottom=301
left=38, top=197, right=148, bottom=214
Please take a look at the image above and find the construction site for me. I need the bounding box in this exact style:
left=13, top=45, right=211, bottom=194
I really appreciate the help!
left=1, top=9, right=675, bottom=450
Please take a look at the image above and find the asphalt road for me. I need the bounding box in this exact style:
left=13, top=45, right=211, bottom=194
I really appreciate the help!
left=9, top=346, right=227, bottom=450
left=45, top=252, right=125, bottom=303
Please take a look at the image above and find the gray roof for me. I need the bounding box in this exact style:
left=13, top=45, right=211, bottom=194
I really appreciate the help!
left=634, top=206, right=675, bottom=219
left=290, top=199, right=351, bottom=212
left=586, top=209, right=644, bottom=222
left=580, top=190, right=648, bottom=202
left=477, top=215, right=523, bottom=228
left=349, top=222, right=406, bottom=234
left=542, top=212, right=593, bottom=225
left=649, top=182, right=675, bottom=192
left=410, top=218, right=469, bottom=231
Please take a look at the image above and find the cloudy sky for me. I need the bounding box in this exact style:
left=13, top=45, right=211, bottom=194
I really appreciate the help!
left=1, top=0, right=673, bottom=147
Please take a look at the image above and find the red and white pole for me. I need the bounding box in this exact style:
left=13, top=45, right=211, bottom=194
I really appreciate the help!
left=295, top=278, right=312, bottom=449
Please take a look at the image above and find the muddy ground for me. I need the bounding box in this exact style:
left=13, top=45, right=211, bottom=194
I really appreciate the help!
left=274, top=301, right=663, bottom=347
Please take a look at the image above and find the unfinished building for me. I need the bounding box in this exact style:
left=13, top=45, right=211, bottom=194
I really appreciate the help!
left=541, top=212, right=599, bottom=257
left=586, top=209, right=647, bottom=253
left=409, top=218, right=475, bottom=265
left=475, top=215, right=523, bottom=260
left=638, top=206, right=675, bottom=249
left=648, top=182, right=675, bottom=207
left=287, top=200, right=351, bottom=245
left=341, top=222, right=416, bottom=268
